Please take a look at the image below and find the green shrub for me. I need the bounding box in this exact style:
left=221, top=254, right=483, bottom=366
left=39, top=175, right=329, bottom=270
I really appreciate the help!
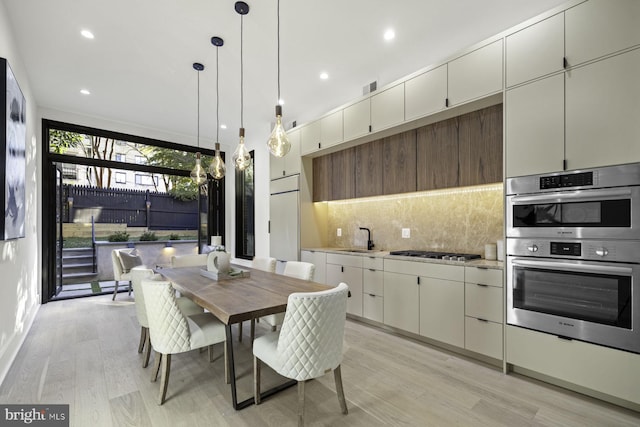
left=139, top=231, right=158, bottom=241
left=108, top=231, right=130, bottom=242
left=169, top=233, right=180, bottom=240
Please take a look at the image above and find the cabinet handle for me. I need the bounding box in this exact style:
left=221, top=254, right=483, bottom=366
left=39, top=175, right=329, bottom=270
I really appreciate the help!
left=477, top=318, right=489, bottom=323
left=557, top=335, right=573, bottom=342
left=369, top=268, right=376, bottom=272
left=369, top=293, right=376, bottom=297
left=476, top=266, right=489, bottom=270
left=417, top=277, right=421, bottom=285
left=563, top=57, right=568, bottom=69
left=563, top=159, right=567, bottom=171
left=282, top=170, right=285, bottom=176
left=368, top=125, right=372, bottom=133
left=341, top=266, right=344, bottom=273
left=318, top=142, right=321, bottom=149
left=476, top=283, right=489, bottom=288
left=445, top=98, right=449, bottom=108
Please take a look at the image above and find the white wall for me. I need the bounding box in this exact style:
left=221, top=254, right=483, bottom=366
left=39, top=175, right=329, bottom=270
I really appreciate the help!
left=0, top=1, right=41, bottom=385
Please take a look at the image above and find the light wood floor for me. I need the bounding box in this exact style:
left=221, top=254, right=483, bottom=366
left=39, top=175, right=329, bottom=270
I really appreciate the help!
left=1, top=293, right=639, bottom=427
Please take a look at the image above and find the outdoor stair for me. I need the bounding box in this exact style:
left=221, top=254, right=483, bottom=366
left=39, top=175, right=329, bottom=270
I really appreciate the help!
left=62, top=247, right=97, bottom=284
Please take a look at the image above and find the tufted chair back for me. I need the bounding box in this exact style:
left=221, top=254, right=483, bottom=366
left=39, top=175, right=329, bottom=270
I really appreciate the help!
left=142, top=279, right=192, bottom=355
left=252, top=256, right=277, bottom=273
left=276, top=282, right=348, bottom=381
left=171, top=253, right=208, bottom=267
left=130, top=267, right=156, bottom=327
left=282, top=261, right=315, bottom=281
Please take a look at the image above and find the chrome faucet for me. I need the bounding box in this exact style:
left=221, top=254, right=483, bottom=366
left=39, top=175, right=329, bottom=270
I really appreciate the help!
left=359, top=227, right=374, bottom=250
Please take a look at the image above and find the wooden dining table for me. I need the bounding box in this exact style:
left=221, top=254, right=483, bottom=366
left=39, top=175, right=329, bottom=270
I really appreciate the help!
left=159, top=265, right=332, bottom=410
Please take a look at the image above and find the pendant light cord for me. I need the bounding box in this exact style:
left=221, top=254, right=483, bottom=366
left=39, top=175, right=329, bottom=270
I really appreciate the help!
left=197, top=69, right=200, bottom=149
left=277, top=0, right=281, bottom=102
left=240, top=14, right=244, bottom=128
left=216, top=46, right=220, bottom=143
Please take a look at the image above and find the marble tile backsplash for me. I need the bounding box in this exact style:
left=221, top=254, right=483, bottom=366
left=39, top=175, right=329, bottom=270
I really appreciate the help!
left=326, top=183, right=503, bottom=256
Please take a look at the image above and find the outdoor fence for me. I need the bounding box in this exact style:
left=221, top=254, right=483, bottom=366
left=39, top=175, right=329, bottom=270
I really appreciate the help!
left=63, top=185, right=202, bottom=230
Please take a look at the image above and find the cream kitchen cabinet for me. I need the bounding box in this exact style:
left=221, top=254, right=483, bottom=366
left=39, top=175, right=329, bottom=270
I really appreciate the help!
left=300, top=249, right=326, bottom=284
left=505, top=73, right=564, bottom=177
left=370, top=83, right=405, bottom=132
left=343, top=98, right=371, bottom=141
left=269, top=127, right=301, bottom=180
left=565, top=0, right=640, bottom=67
left=448, top=39, right=503, bottom=107
left=506, top=12, right=564, bottom=88
left=464, top=266, right=503, bottom=360
left=383, top=270, right=419, bottom=334
left=326, top=253, right=363, bottom=317
left=300, top=111, right=344, bottom=156
left=419, top=277, right=464, bottom=347
left=405, top=64, right=448, bottom=121
left=362, top=256, right=384, bottom=323
left=506, top=48, right=640, bottom=177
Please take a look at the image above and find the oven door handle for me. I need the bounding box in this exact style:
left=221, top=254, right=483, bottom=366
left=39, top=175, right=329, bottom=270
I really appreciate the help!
left=511, top=258, right=633, bottom=275
left=509, top=188, right=631, bottom=204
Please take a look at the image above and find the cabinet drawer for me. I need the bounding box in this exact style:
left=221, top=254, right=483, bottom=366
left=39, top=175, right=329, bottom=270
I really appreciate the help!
left=465, top=317, right=503, bottom=360
left=326, top=253, right=363, bottom=268
left=465, top=266, right=503, bottom=287
left=465, top=283, right=503, bottom=323
left=363, top=268, right=383, bottom=296
left=363, top=294, right=383, bottom=323
left=362, top=256, right=384, bottom=270
left=384, top=259, right=464, bottom=281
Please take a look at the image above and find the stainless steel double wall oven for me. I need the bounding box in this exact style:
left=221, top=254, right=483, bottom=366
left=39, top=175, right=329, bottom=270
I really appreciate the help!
left=506, top=163, right=640, bottom=354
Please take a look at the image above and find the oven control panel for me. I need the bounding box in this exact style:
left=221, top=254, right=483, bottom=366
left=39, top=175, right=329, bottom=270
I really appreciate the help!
left=506, top=238, right=640, bottom=263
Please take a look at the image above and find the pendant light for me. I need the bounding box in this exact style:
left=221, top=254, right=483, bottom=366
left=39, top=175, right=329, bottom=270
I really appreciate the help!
left=190, top=62, right=208, bottom=185
left=266, top=0, right=291, bottom=158
left=209, top=36, right=226, bottom=180
left=232, top=1, right=252, bottom=171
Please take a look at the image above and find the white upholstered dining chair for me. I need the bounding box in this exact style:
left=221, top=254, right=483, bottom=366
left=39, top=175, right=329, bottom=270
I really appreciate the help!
left=260, top=261, right=315, bottom=332
left=130, top=267, right=203, bottom=368
left=142, top=278, right=227, bottom=405
left=253, top=282, right=349, bottom=427
left=111, top=248, right=141, bottom=300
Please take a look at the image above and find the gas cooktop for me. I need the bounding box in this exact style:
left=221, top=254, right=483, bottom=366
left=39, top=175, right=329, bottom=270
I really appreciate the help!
left=389, top=250, right=481, bottom=262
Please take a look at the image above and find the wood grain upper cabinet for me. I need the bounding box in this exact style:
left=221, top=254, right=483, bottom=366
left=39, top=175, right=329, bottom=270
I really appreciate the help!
left=405, top=64, right=448, bottom=121
left=330, top=148, right=356, bottom=201
left=355, top=139, right=383, bottom=198
left=301, top=121, right=321, bottom=156
left=343, top=98, right=371, bottom=141
left=506, top=13, right=564, bottom=87
left=565, top=0, right=640, bottom=67
left=383, top=130, right=416, bottom=195
left=370, top=83, right=405, bottom=132
left=320, top=110, right=343, bottom=149
left=458, top=104, right=503, bottom=186
left=312, top=155, right=331, bottom=202
left=269, top=127, right=301, bottom=180
left=416, top=117, right=459, bottom=191
left=448, top=39, right=503, bottom=107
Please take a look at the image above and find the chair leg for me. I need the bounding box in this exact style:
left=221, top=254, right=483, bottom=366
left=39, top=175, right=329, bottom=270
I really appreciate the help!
left=138, top=326, right=146, bottom=353
left=271, top=325, right=277, bottom=332
left=250, top=319, right=256, bottom=347
left=158, top=353, right=171, bottom=405
left=334, top=365, right=348, bottom=415
left=224, top=343, right=230, bottom=384
left=253, top=356, right=261, bottom=404
left=112, top=280, right=119, bottom=300
left=297, top=380, right=305, bottom=427
left=143, top=331, right=152, bottom=368
left=151, top=351, right=162, bottom=382
left=208, top=345, right=214, bottom=363
left=238, top=322, right=243, bottom=342
left=128, top=280, right=132, bottom=296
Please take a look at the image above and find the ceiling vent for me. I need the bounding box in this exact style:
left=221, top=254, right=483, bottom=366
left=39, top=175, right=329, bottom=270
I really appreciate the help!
left=363, top=81, right=377, bottom=95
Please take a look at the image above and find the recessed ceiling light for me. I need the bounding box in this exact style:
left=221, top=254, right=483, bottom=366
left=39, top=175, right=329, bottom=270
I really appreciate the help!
left=320, top=72, right=329, bottom=80
left=220, top=124, right=227, bottom=129
left=80, top=89, right=91, bottom=95
left=81, top=29, right=94, bottom=39
left=384, top=29, right=395, bottom=41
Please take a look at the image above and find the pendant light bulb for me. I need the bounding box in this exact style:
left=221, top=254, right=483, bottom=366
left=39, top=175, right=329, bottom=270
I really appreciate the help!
left=190, top=152, right=207, bottom=185
left=233, top=127, right=252, bottom=170
left=209, top=143, right=226, bottom=180
left=267, top=105, right=291, bottom=157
